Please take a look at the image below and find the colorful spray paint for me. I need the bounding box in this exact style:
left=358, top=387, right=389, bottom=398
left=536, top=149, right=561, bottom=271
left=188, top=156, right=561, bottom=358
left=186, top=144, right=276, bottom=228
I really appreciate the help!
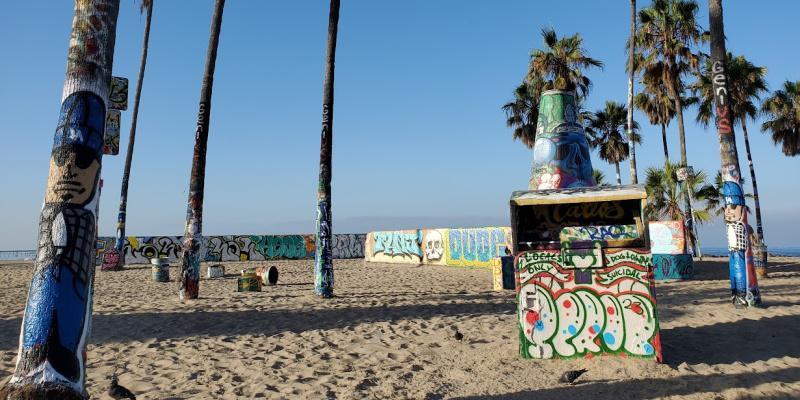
left=110, top=0, right=153, bottom=271
left=511, top=91, right=660, bottom=361
left=1, top=1, right=120, bottom=398
left=529, top=90, right=596, bottom=190
left=314, top=0, right=341, bottom=298
left=178, top=0, right=225, bottom=300
left=708, top=0, right=761, bottom=307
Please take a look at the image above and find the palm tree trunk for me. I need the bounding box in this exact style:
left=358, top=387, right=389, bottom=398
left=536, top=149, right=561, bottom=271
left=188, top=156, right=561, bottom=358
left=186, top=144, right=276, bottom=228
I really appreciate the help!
left=626, top=0, right=638, bottom=184
left=740, top=117, right=768, bottom=278
left=112, top=1, right=153, bottom=269
left=315, top=0, right=340, bottom=298
left=661, top=123, right=669, bottom=161
left=179, top=0, right=225, bottom=300
left=615, top=162, right=622, bottom=185
left=669, top=76, right=697, bottom=256
left=709, top=0, right=761, bottom=307
left=0, top=1, right=120, bottom=398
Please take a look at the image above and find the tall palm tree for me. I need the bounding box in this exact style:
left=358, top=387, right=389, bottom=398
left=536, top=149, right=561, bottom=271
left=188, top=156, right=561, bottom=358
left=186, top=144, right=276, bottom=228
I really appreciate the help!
left=634, top=75, right=675, bottom=161
left=692, top=53, right=768, bottom=261
left=315, top=0, right=341, bottom=298
left=627, top=0, right=639, bottom=184
left=761, top=80, right=800, bottom=157
left=110, top=0, right=154, bottom=269
left=636, top=0, right=706, bottom=255
left=0, top=1, right=120, bottom=398
left=708, top=0, right=761, bottom=306
left=178, top=0, right=226, bottom=300
left=502, top=78, right=545, bottom=148
left=586, top=101, right=642, bottom=185
left=528, top=28, right=603, bottom=98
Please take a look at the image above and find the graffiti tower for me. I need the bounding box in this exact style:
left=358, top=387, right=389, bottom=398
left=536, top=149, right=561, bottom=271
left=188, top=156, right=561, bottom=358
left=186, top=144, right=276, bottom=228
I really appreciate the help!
left=510, top=90, right=662, bottom=361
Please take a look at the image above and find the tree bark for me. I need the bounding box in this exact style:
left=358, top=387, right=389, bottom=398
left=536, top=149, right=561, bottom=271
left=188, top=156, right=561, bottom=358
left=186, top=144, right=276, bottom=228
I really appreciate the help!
left=661, top=123, right=669, bottom=161
left=112, top=1, right=154, bottom=269
left=179, top=0, right=225, bottom=300
left=615, top=162, right=622, bottom=185
left=708, top=0, right=761, bottom=307
left=667, top=73, right=697, bottom=256
left=740, top=117, right=768, bottom=277
left=0, top=1, right=120, bottom=397
left=627, top=0, right=638, bottom=184
left=315, top=0, right=340, bottom=298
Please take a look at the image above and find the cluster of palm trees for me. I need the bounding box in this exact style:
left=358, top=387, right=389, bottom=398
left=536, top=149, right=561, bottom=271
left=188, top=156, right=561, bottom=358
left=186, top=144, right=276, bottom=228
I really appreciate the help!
left=503, top=0, right=800, bottom=255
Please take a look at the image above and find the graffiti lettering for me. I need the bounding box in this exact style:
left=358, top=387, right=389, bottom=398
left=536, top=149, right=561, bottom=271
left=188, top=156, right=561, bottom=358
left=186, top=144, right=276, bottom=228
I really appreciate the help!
left=372, top=231, right=422, bottom=258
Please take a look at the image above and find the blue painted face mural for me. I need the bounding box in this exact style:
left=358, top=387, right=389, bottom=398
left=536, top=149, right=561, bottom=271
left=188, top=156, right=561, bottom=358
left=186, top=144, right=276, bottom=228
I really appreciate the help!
left=18, top=91, right=105, bottom=385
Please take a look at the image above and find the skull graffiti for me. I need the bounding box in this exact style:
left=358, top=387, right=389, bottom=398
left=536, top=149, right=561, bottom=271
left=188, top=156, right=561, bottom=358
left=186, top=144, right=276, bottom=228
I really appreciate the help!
left=424, top=230, right=444, bottom=261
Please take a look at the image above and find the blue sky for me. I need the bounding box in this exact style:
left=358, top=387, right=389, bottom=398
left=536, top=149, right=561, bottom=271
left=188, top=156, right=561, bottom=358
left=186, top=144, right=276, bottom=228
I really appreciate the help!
left=0, top=1, right=798, bottom=250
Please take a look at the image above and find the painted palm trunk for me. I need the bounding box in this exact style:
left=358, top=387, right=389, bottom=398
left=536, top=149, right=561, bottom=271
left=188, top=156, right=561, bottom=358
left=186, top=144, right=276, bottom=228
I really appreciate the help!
left=110, top=1, right=153, bottom=270
left=314, top=0, right=340, bottom=298
left=1, top=1, right=119, bottom=398
left=529, top=90, right=596, bottom=190
left=708, top=0, right=761, bottom=307
left=179, top=0, right=225, bottom=300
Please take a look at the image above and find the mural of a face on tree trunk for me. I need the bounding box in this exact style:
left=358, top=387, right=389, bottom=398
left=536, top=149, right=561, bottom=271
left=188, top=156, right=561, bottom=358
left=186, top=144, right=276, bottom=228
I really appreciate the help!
left=17, top=91, right=105, bottom=386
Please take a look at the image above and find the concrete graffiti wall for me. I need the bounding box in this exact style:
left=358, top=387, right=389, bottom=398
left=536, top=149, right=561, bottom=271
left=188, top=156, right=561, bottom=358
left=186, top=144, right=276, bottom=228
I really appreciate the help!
left=652, top=254, right=693, bottom=280
left=365, top=230, right=423, bottom=264
left=516, top=248, right=661, bottom=360
left=95, top=233, right=366, bottom=265
left=649, top=220, right=693, bottom=280
left=366, top=227, right=512, bottom=268
left=649, top=221, right=686, bottom=255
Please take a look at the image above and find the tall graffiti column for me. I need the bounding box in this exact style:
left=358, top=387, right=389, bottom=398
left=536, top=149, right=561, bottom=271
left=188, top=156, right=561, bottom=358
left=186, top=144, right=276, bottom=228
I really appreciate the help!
left=314, top=0, right=341, bottom=298
left=708, top=0, right=761, bottom=308
left=179, top=0, right=225, bottom=300
left=0, top=1, right=120, bottom=398
left=529, top=90, right=596, bottom=190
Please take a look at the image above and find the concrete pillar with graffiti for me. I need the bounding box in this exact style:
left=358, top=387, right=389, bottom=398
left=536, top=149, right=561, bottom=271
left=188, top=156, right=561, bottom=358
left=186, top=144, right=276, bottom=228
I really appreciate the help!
left=511, top=90, right=661, bottom=362
left=528, top=90, right=596, bottom=190
left=708, top=0, right=761, bottom=307
left=0, top=1, right=120, bottom=398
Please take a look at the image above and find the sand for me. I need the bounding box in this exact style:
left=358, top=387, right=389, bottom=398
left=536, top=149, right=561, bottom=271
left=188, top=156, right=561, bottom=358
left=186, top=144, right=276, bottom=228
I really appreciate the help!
left=1, top=257, right=799, bottom=399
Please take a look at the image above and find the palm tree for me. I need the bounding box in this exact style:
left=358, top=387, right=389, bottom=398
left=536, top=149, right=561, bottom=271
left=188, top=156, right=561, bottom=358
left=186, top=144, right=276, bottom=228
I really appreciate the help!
left=692, top=53, right=768, bottom=256
left=586, top=101, right=642, bottom=185
left=627, top=0, right=639, bottom=184
left=708, top=0, right=761, bottom=305
left=0, top=2, right=120, bottom=398
left=528, top=28, right=603, bottom=98
left=761, top=80, right=800, bottom=157
left=593, top=169, right=608, bottom=186
left=634, top=77, right=675, bottom=161
left=644, top=161, right=712, bottom=253
left=635, top=0, right=706, bottom=255
left=315, top=0, right=340, bottom=298
left=110, top=0, right=154, bottom=269
left=502, top=78, right=545, bottom=148
left=178, top=0, right=226, bottom=300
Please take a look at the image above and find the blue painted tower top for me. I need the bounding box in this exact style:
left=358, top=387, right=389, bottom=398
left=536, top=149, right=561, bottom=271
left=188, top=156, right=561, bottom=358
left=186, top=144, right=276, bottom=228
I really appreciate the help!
left=529, top=90, right=596, bottom=190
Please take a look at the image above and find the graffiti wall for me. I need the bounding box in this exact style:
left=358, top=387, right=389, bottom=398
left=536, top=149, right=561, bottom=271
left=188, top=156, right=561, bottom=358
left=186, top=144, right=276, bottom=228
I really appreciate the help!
left=95, top=233, right=366, bottom=265
left=652, top=254, right=693, bottom=280
left=366, top=227, right=512, bottom=268
left=365, top=230, right=423, bottom=264
left=516, top=247, right=661, bottom=361
left=649, top=221, right=686, bottom=255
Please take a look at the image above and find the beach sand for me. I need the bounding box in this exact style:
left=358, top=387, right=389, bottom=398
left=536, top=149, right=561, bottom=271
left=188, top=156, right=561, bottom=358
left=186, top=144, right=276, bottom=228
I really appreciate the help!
left=1, top=257, right=799, bottom=399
